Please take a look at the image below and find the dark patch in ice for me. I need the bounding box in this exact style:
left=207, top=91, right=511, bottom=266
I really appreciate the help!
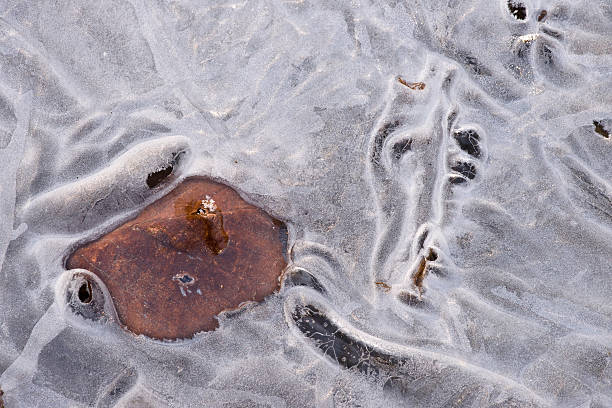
left=451, top=161, right=477, bottom=180
left=392, top=138, right=412, bottom=160
left=173, top=273, right=195, bottom=286
left=507, top=0, right=527, bottom=20
left=426, top=248, right=438, bottom=262
left=146, top=151, right=184, bottom=188
left=593, top=120, right=610, bottom=139
left=372, top=120, right=401, bottom=164
left=179, top=274, right=192, bottom=284
left=453, top=129, right=481, bottom=158
left=291, top=303, right=528, bottom=406
left=292, top=305, right=398, bottom=375
left=146, top=164, right=175, bottom=188
left=283, top=268, right=326, bottom=293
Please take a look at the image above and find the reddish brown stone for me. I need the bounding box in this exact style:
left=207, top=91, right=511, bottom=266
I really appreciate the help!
left=66, top=177, right=288, bottom=340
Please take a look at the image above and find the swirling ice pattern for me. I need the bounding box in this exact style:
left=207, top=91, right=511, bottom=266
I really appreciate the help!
left=0, top=0, right=610, bottom=407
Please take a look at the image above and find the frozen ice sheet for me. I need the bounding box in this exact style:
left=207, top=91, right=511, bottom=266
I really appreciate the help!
left=0, top=0, right=611, bottom=406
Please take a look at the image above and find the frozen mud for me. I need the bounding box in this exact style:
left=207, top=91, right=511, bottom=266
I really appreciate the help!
left=0, top=0, right=611, bottom=406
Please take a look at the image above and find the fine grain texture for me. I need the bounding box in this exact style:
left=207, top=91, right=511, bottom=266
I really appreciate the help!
left=66, top=177, right=287, bottom=340
left=1, top=0, right=611, bottom=405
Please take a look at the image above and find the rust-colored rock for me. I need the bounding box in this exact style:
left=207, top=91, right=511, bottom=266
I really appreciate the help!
left=66, top=177, right=288, bottom=340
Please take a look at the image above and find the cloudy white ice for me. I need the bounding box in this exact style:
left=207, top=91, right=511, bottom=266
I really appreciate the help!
left=0, top=0, right=611, bottom=406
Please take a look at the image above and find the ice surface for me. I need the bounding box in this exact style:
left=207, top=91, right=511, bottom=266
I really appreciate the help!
left=0, top=0, right=611, bottom=406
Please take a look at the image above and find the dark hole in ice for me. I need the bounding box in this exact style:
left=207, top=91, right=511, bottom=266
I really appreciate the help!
left=372, top=120, right=401, bottom=164
left=507, top=0, right=527, bottom=20
left=292, top=305, right=398, bottom=375
left=66, top=274, right=106, bottom=321
left=283, top=268, right=325, bottom=293
left=146, top=151, right=184, bottom=188
left=449, top=176, right=467, bottom=184
left=78, top=281, right=93, bottom=304
left=537, top=9, right=547, bottom=22
left=426, top=248, right=438, bottom=261
left=146, top=166, right=173, bottom=188
left=451, top=161, right=477, bottom=179
left=392, top=139, right=412, bottom=160
left=593, top=120, right=610, bottom=139
left=453, top=129, right=481, bottom=157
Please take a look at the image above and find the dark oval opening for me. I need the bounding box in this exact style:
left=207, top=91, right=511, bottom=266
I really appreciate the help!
left=453, top=129, right=481, bottom=158
left=146, top=151, right=185, bottom=188
left=78, top=281, right=93, bottom=304
left=507, top=0, right=527, bottom=20
left=146, top=165, right=174, bottom=188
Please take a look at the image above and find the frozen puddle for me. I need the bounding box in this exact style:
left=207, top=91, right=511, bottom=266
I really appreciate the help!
left=0, top=0, right=611, bottom=406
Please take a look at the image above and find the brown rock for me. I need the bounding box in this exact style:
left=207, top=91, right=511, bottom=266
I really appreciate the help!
left=66, top=177, right=288, bottom=340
